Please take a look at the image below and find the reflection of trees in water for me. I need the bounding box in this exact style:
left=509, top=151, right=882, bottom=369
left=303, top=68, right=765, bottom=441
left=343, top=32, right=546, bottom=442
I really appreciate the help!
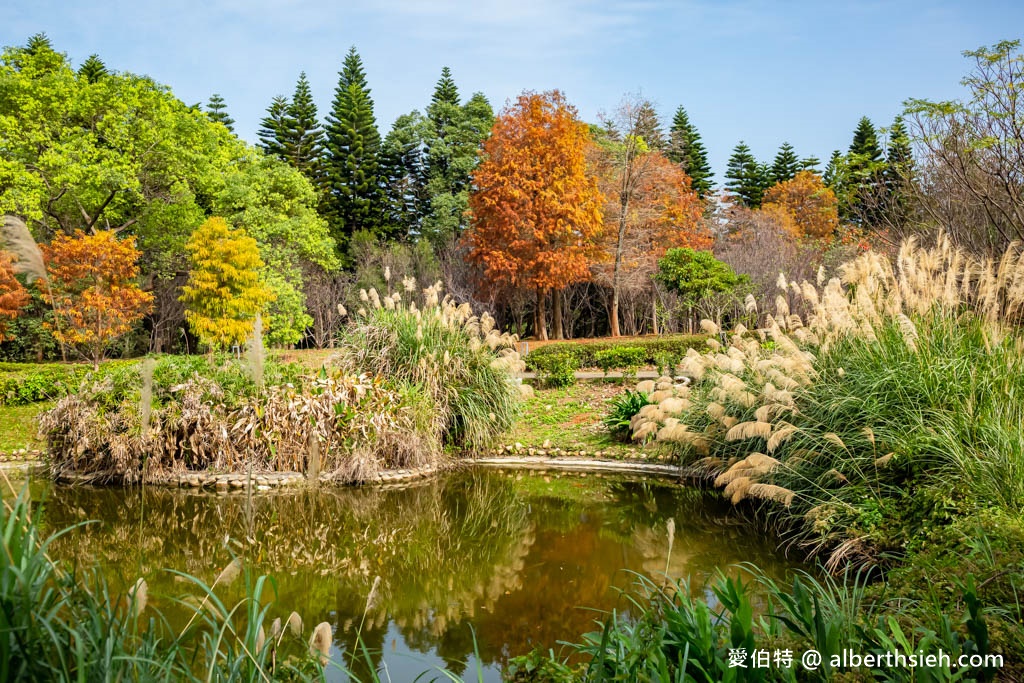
left=36, top=471, right=795, bottom=676
left=42, top=472, right=534, bottom=669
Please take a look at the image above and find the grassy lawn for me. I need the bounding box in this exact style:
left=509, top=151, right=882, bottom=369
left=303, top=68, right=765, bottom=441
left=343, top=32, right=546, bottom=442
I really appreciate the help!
left=508, top=381, right=661, bottom=460
left=0, top=401, right=51, bottom=453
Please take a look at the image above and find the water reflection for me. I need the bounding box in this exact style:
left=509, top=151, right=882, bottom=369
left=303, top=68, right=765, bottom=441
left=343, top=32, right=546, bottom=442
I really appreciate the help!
left=29, top=469, right=797, bottom=680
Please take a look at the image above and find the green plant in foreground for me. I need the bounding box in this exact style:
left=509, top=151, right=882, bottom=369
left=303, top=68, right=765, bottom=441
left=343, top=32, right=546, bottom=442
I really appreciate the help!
left=512, top=566, right=1003, bottom=682
left=603, top=390, right=650, bottom=442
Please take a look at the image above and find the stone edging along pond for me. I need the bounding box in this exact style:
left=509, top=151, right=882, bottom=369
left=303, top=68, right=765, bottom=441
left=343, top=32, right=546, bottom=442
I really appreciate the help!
left=43, top=456, right=706, bottom=491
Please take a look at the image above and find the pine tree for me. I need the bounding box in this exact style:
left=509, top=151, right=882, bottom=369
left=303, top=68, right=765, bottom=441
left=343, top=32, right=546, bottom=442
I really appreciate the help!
left=420, top=68, right=493, bottom=246
left=881, top=116, right=914, bottom=229
left=206, top=94, right=235, bottom=132
left=380, top=111, right=428, bottom=239
left=847, top=116, right=886, bottom=226
left=799, top=156, right=821, bottom=173
left=78, top=54, right=108, bottom=83
left=285, top=72, right=325, bottom=182
left=823, top=150, right=843, bottom=187
left=258, top=96, right=292, bottom=159
left=849, top=116, right=883, bottom=162
left=725, top=142, right=768, bottom=208
left=666, top=106, right=713, bottom=198
left=770, top=142, right=801, bottom=184
left=25, top=33, right=52, bottom=55
left=634, top=100, right=664, bottom=150
left=324, top=46, right=385, bottom=248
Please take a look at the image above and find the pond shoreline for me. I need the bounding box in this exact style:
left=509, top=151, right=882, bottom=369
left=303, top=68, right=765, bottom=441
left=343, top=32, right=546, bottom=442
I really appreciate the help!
left=34, top=454, right=708, bottom=490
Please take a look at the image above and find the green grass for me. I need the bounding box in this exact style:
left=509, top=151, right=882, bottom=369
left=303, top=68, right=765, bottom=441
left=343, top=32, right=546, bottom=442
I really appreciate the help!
left=511, top=382, right=665, bottom=460
left=0, top=401, right=50, bottom=452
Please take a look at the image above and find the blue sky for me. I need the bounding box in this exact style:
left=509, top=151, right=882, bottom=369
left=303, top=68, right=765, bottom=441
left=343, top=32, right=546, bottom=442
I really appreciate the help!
left=3, top=1, right=1021, bottom=180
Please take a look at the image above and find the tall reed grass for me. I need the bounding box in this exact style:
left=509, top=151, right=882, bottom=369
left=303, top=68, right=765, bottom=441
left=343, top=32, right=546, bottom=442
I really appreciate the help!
left=623, top=235, right=1024, bottom=572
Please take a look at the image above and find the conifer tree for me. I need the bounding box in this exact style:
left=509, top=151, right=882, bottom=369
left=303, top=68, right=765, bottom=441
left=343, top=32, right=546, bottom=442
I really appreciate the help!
left=666, top=106, right=713, bottom=198
left=78, top=54, right=107, bottom=83
left=258, top=95, right=292, bottom=159
left=770, top=142, right=801, bottom=184
left=420, top=68, right=493, bottom=246
left=725, top=142, right=768, bottom=207
left=324, top=46, right=384, bottom=248
left=285, top=72, right=325, bottom=182
left=206, top=94, right=234, bottom=131
left=881, top=116, right=914, bottom=229
left=380, top=111, right=428, bottom=238
left=799, top=156, right=822, bottom=173
left=846, top=116, right=887, bottom=225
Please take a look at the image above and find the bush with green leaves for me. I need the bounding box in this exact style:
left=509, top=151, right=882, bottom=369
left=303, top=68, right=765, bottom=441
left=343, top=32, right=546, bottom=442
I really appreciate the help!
left=593, top=347, right=646, bottom=376
left=526, top=351, right=579, bottom=388
left=525, top=335, right=704, bottom=370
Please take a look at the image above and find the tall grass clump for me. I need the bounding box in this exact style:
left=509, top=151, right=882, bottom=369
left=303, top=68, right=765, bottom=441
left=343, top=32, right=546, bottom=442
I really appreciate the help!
left=338, top=278, right=524, bottom=451
left=511, top=567, right=1000, bottom=682
left=620, top=236, right=1024, bottom=570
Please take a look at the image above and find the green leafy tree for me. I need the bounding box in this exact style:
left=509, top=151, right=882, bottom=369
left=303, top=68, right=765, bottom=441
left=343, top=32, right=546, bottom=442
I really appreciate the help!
left=725, top=142, right=769, bottom=207
left=770, top=142, right=801, bottom=184
left=214, top=155, right=337, bottom=346
left=181, top=217, right=274, bottom=351
left=666, top=106, right=713, bottom=198
left=324, top=46, right=384, bottom=250
left=206, top=93, right=235, bottom=131
left=880, top=116, right=914, bottom=230
left=0, top=37, right=324, bottom=354
left=655, top=248, right=749, bottom=324
left=77, top=54, right=107, bottom=83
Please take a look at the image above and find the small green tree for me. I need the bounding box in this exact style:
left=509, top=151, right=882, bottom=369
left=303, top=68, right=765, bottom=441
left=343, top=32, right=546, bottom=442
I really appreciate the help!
left=656, top=248, right=749, bottom=327
left=180, top=217, right=274, bottom=351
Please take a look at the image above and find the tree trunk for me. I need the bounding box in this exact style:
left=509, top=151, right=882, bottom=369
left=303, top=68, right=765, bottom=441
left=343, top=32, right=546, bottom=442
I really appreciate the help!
left=536, top=287, right=548, bottom=341
left=651, top=295, right=659, bottom=336
left=610, top=287, right=621, bottom=337
left=552, top=289, right=564, bottom=340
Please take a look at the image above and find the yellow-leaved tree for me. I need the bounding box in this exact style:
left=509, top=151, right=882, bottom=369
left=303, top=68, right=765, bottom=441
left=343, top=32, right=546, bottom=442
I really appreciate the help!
left=180, top=217, right=274, bottom=351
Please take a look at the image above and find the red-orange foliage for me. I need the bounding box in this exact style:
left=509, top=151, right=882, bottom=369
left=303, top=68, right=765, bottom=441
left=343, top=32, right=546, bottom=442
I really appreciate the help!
left=0, top=252, right=29, bottom=341
left=466, top=90, right=603, bottom=339
left=762, top=171, right=839, bottom=240
left=42, top=230, right=153, bottom=368
left=593, top=150, right=709, bottom=293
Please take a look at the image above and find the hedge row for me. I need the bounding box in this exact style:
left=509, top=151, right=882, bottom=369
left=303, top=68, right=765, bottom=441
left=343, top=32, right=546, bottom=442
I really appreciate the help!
left=524, top=334, right=706, bottom=370
left=0, top=361, right=134, bottom=406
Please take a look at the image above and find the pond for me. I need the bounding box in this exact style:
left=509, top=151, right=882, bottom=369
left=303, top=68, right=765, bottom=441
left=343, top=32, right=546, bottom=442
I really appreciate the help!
left=20, top=467, right=799, bottom=681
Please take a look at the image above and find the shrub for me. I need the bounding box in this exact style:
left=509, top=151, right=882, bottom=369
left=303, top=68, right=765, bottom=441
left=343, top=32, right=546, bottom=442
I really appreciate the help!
left=0, top=361, right=138, bottom=406
left=602, top=390, right=650, bottom=441
left=525, top=334, right=704, bottom=370
left=527, top=351, right=578, bottom=388
left=593, top=347, right=646, bottom=375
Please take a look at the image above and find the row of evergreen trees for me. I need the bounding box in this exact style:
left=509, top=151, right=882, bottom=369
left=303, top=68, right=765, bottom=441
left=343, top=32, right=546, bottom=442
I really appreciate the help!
left=246, top=49, right=494, bottom=254
left=723, top=116, right=913, bottom=228
left=197, top=47, right=911, bottom=247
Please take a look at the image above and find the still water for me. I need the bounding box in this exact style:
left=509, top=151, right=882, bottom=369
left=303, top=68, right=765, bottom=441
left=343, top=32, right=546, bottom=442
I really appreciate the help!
left=24, top=468, right=798, bottom=681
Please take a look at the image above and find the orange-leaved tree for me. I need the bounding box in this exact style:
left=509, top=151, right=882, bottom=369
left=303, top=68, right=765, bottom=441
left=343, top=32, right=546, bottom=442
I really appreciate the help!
left=762, top=171, right=839, bottom=240
left=42, top=230, right=153, bottom=369
left=590, top=99, right=709, bottom=335
left=0, top=251, right=29, bottom=340
left=466, top=90, right=603, bottom=340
